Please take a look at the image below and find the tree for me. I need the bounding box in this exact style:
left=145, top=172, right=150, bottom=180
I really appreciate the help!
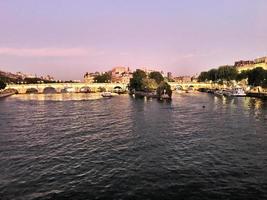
left=94, top=72, right=111, bottom=83
left=141, top=78, right=158, bottom=92
left=198, top=66, right=238, bottom=82
left=198, top=71, right=208, bottom=82
left=24, top=77, right=42, bottom=84
left=217, top=65, right=238, bottom=81
left=156, top=81, right=172, bottom=98
left=236, top=70, right=249, bottom=81
left=0, top=79, right=6, bottom=90
left=149, top=71, right=164, bottom=84
left=247, top=67, right=267, bottom=86
left=129, top=69, right=147, bottom=91
left=207, top=69, right=218, bottom=81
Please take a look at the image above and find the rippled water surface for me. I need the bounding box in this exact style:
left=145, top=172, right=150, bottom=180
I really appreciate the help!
left=0, top=93, right=267, bottom=200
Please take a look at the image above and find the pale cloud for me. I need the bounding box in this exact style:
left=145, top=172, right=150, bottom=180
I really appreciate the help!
left=0, top=47, right=91, bottom=57
left=181, top=52, right=215, bottom=59
left=170, top=52, right=217, bottom=63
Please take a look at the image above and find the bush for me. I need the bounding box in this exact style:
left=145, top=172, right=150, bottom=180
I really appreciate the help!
left=0, top=79, right=6, bottom=90
left=156, top=81, right=172, bottom=97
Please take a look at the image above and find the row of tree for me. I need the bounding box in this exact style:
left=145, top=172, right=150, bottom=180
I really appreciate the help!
left=237, top=67, right=267, bottom=87
left=0, top=79, right=6, bottom=89
left=198, top=66, right=267, bottom=87
left=198, top=65, right=238, bottom=82
left=129, top=70, right=172, bottom=97
left=93, top=72, right=112, bottom=83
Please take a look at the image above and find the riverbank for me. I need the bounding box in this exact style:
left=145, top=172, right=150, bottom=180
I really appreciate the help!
left=0, top=91, right=15, bottom=98
left=132, top=91, right=172, bottom=100
left=198, top=88, right=267, bottom=100
left=247, top=92, right=267, bottom=100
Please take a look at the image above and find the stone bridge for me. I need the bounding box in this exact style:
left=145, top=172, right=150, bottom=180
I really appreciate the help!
left=6, top=83, right=128, bottom=94
left=168, top=82, right=213, bottom=90
left=6, top=82, right=212, bottom=94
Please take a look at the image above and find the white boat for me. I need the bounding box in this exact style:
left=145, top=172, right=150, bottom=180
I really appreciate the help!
left=101, top=92, right=113, bottom=98
left=223, top=87, right=246, bottom=97
left=64, top=87, right=76, bottom=93
left=214, top=90, right=224, bottom=96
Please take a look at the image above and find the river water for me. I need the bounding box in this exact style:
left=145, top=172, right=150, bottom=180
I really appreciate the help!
left=0, top=93, right=267, bottom=200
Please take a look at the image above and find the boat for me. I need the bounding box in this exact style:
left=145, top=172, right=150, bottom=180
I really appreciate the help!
left=159, top=89, right=172, bottom=100
left=63, top=87, right=75, bottom=93
left=160, top=94, right=171, bottom=99
left=223, top=87, right=246, bottom=97
left=101, top=92, right=113, bottom=98
left=214, top=90, right=224, bottom=96
left=80, top=87, right=91, bottom=93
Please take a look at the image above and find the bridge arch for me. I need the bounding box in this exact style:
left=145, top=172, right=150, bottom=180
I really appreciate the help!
left=79, top=86, right=91, bottom=93
left=6, top=88, right=19, bottom=94
left=176, top=85, right=184, bottom=90
left=188, top=85, right=194, bottom=90
left=43, top=87, right=57, bottom=94
left=113, top=86, right=123, bottom=93
left=26, top=88, right=39, bottom=94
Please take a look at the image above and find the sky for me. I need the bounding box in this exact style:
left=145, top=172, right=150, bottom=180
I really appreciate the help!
left=0, top=0, right=267, bottom=80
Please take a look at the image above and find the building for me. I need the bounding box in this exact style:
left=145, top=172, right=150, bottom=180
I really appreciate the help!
left=234, top=60, right=254, bottom=67
left=16, top=72, right=37, bottom=79
left=167, top=72, right=172, bottom=80
left=41, top=75, right=55, bottom=81
left=254, top=56, right=267, bottom=64
left=84, top=72, right=100, bottom=83
left=173, top=76, right=192, bottom=83
left=234, top=56, right=267, bottom=72
left=111, top=66, right=129, bottom=77
left=140, top=67, right=154, bottom=75
left=111, top=66, right=132, bottom=84
left=140, top=67, right=165, bottom=78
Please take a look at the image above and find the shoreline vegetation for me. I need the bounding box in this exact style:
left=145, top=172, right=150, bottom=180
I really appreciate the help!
left=129, top=69, right=172, bottom=100
left=2, top=65, right=267, bottom=100
left=198, top=66, right=267, bottom=88
left=197, top=65, right=267, bottom=99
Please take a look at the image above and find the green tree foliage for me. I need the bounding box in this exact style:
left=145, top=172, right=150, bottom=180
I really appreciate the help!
left=235, top=67, right=267, bottom=87
left=149, top=71, right=164, bottom=84
left=129, top=69, right=147, bottom=91
left=24, top=77, right=42, bottom=84
left=94, top=72, right=111, bottom=83
left=236, top=70, right=249, bottom=81
left=247, top=67, right=267, bottom=86
left=199, top=65, right=267, bottom=88
left=0, top=79, right=6, bottom=89
left=198, top=66, right=238, bottom=82
left=141, top=78, right=158, bottom=92
left=156, top=81, right=172, bottom=97
left=207, top=69, right=218, bottom=81
left=198, top=72, right=208, bottom=82
left=0, top=75, right=18, bottom=84
left=217, top=66, right=238, bottom=81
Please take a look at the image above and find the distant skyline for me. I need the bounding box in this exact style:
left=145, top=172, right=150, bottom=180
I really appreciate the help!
left=0, top=0, right=267, bottom=80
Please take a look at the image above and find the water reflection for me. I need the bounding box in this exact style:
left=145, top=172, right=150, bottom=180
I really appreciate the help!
left=243, top=97, right=267, bottom=120
left=9, top=93, right=105, bottom=101
left=1, top=93, right=267, bottom=200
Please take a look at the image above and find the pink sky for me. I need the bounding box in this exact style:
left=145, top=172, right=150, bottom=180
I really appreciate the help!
left=0, top=0, right=267, bottom=80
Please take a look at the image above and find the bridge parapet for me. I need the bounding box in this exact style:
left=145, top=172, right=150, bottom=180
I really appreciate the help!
left=168, top=82, right=213, bottom=90
left=6, top=83, right=128, bottom=94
